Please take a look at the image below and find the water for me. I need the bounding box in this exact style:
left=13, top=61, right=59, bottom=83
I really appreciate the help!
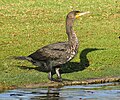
left=0, top=82, right=120, bottom=100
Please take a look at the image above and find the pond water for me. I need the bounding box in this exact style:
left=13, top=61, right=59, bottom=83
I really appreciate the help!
left=0, top=82, right=120, bottom=100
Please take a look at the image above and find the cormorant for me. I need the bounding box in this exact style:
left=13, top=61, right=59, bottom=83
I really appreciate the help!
left=14, top=11, right=90, bottom=81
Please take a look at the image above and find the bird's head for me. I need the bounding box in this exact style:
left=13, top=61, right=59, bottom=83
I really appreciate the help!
left=67, top=11, right=90, bottom=19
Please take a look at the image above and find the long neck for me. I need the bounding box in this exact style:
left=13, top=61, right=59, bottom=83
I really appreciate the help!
left=66, top=17, right=78, bottom=46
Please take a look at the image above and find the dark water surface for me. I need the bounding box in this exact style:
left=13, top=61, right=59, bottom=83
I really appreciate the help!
left=0, top=82, right=120, bottom=100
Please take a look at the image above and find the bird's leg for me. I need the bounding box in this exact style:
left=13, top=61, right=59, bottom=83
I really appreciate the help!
left=48, top=71, right=54, bottom=81
left=55, top=67, right=62, bottom=82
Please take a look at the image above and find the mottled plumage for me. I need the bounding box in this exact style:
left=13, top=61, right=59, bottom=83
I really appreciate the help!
left=14, top=11, right=90, bottom=81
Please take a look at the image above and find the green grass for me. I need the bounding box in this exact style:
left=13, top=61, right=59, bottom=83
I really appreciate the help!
left=0, top=0, right=120, bottom=87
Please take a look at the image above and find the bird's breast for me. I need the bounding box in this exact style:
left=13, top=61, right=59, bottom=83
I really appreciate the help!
left=67, top=43, right=79, bottom=61
left=67, top=51, right=76, bottom=61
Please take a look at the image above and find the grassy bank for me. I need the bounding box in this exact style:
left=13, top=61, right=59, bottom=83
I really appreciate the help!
left=0, top=0, right=120, bottom=88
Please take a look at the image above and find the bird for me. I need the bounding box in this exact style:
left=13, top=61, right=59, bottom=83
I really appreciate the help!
left=14, top=11, right=90, bottom=82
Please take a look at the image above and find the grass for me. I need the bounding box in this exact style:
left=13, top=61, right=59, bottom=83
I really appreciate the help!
left=0, top=0, right=120, bottom=87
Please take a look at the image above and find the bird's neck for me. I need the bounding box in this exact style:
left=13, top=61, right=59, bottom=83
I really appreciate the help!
left=66, top=18, right=78, bottom=47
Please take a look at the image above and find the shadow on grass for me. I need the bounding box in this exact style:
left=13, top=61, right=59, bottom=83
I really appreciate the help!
left=17, top=48, right=104, bottom=74
left=61, top=48, right=103, bottom=74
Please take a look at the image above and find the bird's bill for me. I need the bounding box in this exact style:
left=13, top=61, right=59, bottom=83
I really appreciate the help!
left=75, top=11, right=90, bottom=18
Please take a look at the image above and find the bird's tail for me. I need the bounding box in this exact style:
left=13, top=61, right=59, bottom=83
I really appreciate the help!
left=12, top=56, right=32, bottom=61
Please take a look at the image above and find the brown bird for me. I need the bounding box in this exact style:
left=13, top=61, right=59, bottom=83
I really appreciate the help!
left=14, top=11, right=90, bottom=81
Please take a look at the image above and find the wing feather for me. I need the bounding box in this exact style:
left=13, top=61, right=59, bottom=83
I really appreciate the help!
left=28, top=42, right=69, bottom=61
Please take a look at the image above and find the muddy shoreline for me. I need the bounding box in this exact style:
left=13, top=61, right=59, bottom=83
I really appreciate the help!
left=0, top=76, right=120, bottom=91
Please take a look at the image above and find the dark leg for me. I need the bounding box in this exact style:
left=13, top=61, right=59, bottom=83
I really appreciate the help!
left=48, top=71, right=54, bottom=81
left=55, top=68, right=62, bottom=82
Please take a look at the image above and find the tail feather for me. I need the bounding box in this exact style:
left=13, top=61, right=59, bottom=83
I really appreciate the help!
left=12, top=56, right=32, bottom=61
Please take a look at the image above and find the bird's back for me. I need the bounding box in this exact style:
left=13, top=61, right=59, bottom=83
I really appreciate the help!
left=28, top=42, right=72, bottom=67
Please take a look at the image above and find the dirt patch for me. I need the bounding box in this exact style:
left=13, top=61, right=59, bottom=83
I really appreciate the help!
left=1, top=76, right=119, bottom=91
left=24, top=76, right=120, bottom=88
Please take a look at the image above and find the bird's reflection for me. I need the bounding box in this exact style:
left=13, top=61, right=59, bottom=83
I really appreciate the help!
left=30, top=88, right=60, bottom=100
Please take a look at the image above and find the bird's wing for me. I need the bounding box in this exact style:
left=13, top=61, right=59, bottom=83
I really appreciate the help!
left=28, top=42, right=69, bottom=61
